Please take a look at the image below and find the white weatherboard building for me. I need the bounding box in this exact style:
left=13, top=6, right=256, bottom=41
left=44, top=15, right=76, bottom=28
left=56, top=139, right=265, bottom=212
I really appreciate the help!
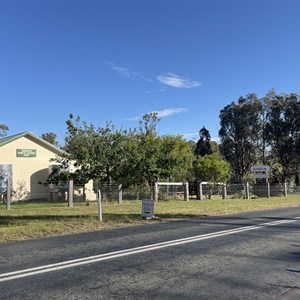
left=0, top=132, right=96, bottom=201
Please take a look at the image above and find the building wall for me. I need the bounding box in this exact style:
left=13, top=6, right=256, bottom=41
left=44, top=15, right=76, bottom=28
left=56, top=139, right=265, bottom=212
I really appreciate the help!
left=0, top=136, right=59, bottom=200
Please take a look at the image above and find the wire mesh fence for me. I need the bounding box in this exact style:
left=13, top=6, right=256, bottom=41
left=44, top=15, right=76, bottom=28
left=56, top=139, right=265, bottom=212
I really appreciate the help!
left=286, top=184, right=300, bottom=195
left=47, top=181, right=290, bottom=203
left=96, top=184, right=123, bottom=203
left=1, top=176, right=294, bottom=204
left=122, top=188, right=150, bottom=201
left=226, top=183, right=246, bottom=199
left=49, top=181, right=88, bottom=202
left=253, top=183, right=285, bottom=197
left=199, top=183, right=224, bottom=199
left=156, top=184, right=186, bottom=201
left=227, top=183, right=286, bottom=199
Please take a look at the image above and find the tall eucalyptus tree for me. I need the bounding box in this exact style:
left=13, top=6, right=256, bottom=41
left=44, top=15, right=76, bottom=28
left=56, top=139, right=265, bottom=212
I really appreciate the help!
left=265, top=92, right=300, bottom=181
left=219, top=94, right=263, bottom=182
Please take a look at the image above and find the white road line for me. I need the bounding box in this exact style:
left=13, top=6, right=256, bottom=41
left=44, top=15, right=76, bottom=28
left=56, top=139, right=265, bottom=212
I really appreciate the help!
left=0, top=217, right=299, bottom=282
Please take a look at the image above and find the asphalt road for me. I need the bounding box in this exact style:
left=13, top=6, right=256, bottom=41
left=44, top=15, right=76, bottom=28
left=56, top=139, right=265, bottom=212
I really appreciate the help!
left=0, top=207, right=300, bottom=300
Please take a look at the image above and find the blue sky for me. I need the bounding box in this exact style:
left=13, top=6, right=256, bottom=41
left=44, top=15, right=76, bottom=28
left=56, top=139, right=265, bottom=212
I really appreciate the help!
left=1, top=0, right=300, bottom=144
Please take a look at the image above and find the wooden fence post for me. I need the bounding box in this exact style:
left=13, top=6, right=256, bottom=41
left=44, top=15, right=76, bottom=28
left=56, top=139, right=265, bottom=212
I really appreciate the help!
left=6, top=177, right=11, bottom=211
left=283, top=182, right=288, bottom=197
left=245, top=182, right=250, bottom=199
left=154, top=182, right=159, bottom=202
left=184, top=182, right=189, bottom=201
left=118, top=184, right=122, bottom=204
left=97, top=190, right=102, bottom=221
left=68, top=180, right=73, bottom=207
left=196, top=181, right=201, bottom=200
left=222, top=184, right=227, bottom=199
left=199, top=182, right=204, bottom=200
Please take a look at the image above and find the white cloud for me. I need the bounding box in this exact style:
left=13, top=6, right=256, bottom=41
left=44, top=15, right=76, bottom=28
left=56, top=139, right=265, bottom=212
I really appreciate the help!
left=157, top=73, right=201, bottom=89
left=154, top=108, right=188, bottom=118
left=105, top=61, right=137, bottom=78
left=105, top=61, right=201, bottom=91
left=127, top=107, right=188, bottom=121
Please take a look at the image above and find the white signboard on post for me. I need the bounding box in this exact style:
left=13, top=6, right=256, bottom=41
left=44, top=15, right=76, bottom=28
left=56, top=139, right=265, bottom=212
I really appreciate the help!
left=141, top=199, right=154, bottom=219
left=251, top=165, right=270, bottom=179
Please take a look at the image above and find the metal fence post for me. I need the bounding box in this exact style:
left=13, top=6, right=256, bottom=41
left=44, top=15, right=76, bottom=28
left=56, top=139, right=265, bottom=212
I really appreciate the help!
left=267, top=182, right=270, bottom=198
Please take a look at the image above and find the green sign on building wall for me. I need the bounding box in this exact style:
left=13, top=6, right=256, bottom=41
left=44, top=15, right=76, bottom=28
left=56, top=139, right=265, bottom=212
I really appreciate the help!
left=16, top=149, right=37, bottom=157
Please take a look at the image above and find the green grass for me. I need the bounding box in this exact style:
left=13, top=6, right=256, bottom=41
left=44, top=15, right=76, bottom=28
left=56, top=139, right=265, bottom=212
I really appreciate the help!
left=1, top=195, right=300, bottom=243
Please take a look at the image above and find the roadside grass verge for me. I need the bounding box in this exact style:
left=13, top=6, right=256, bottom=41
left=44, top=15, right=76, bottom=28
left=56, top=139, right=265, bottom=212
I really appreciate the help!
left=0, top=195, right=300, bottom=243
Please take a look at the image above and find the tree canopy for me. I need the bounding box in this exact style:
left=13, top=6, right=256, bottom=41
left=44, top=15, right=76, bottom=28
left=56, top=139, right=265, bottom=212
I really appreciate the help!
left=194, top=126, right=212, bottom=158
left=193, top=154, right=231, bottom=183
left=265, top=92, right=300, bottom=181
left=52, top=113, right=195, bottom=192
left=47, top=89, right=300, bottom=190
left=0, top=124, right=9, bottom=138
left=218, top=90, right=300, bottom=183
left=219, top=94, right=262, bottom=182
left=41, top=132, right=60, bottom=147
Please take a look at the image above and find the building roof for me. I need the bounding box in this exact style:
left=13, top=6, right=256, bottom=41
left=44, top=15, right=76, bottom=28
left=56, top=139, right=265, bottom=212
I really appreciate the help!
left=0, top=131, right=65, bottom=155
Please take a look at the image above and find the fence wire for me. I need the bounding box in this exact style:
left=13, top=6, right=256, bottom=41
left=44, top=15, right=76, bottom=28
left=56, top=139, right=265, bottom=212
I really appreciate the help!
left=0, top=177, right=294, bottom=203
left=157, top=184, right=185, bottom=201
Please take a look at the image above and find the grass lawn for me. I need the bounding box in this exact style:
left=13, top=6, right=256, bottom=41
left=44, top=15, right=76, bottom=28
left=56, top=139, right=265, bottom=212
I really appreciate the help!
left=1, top=195, right=300, bottom=243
